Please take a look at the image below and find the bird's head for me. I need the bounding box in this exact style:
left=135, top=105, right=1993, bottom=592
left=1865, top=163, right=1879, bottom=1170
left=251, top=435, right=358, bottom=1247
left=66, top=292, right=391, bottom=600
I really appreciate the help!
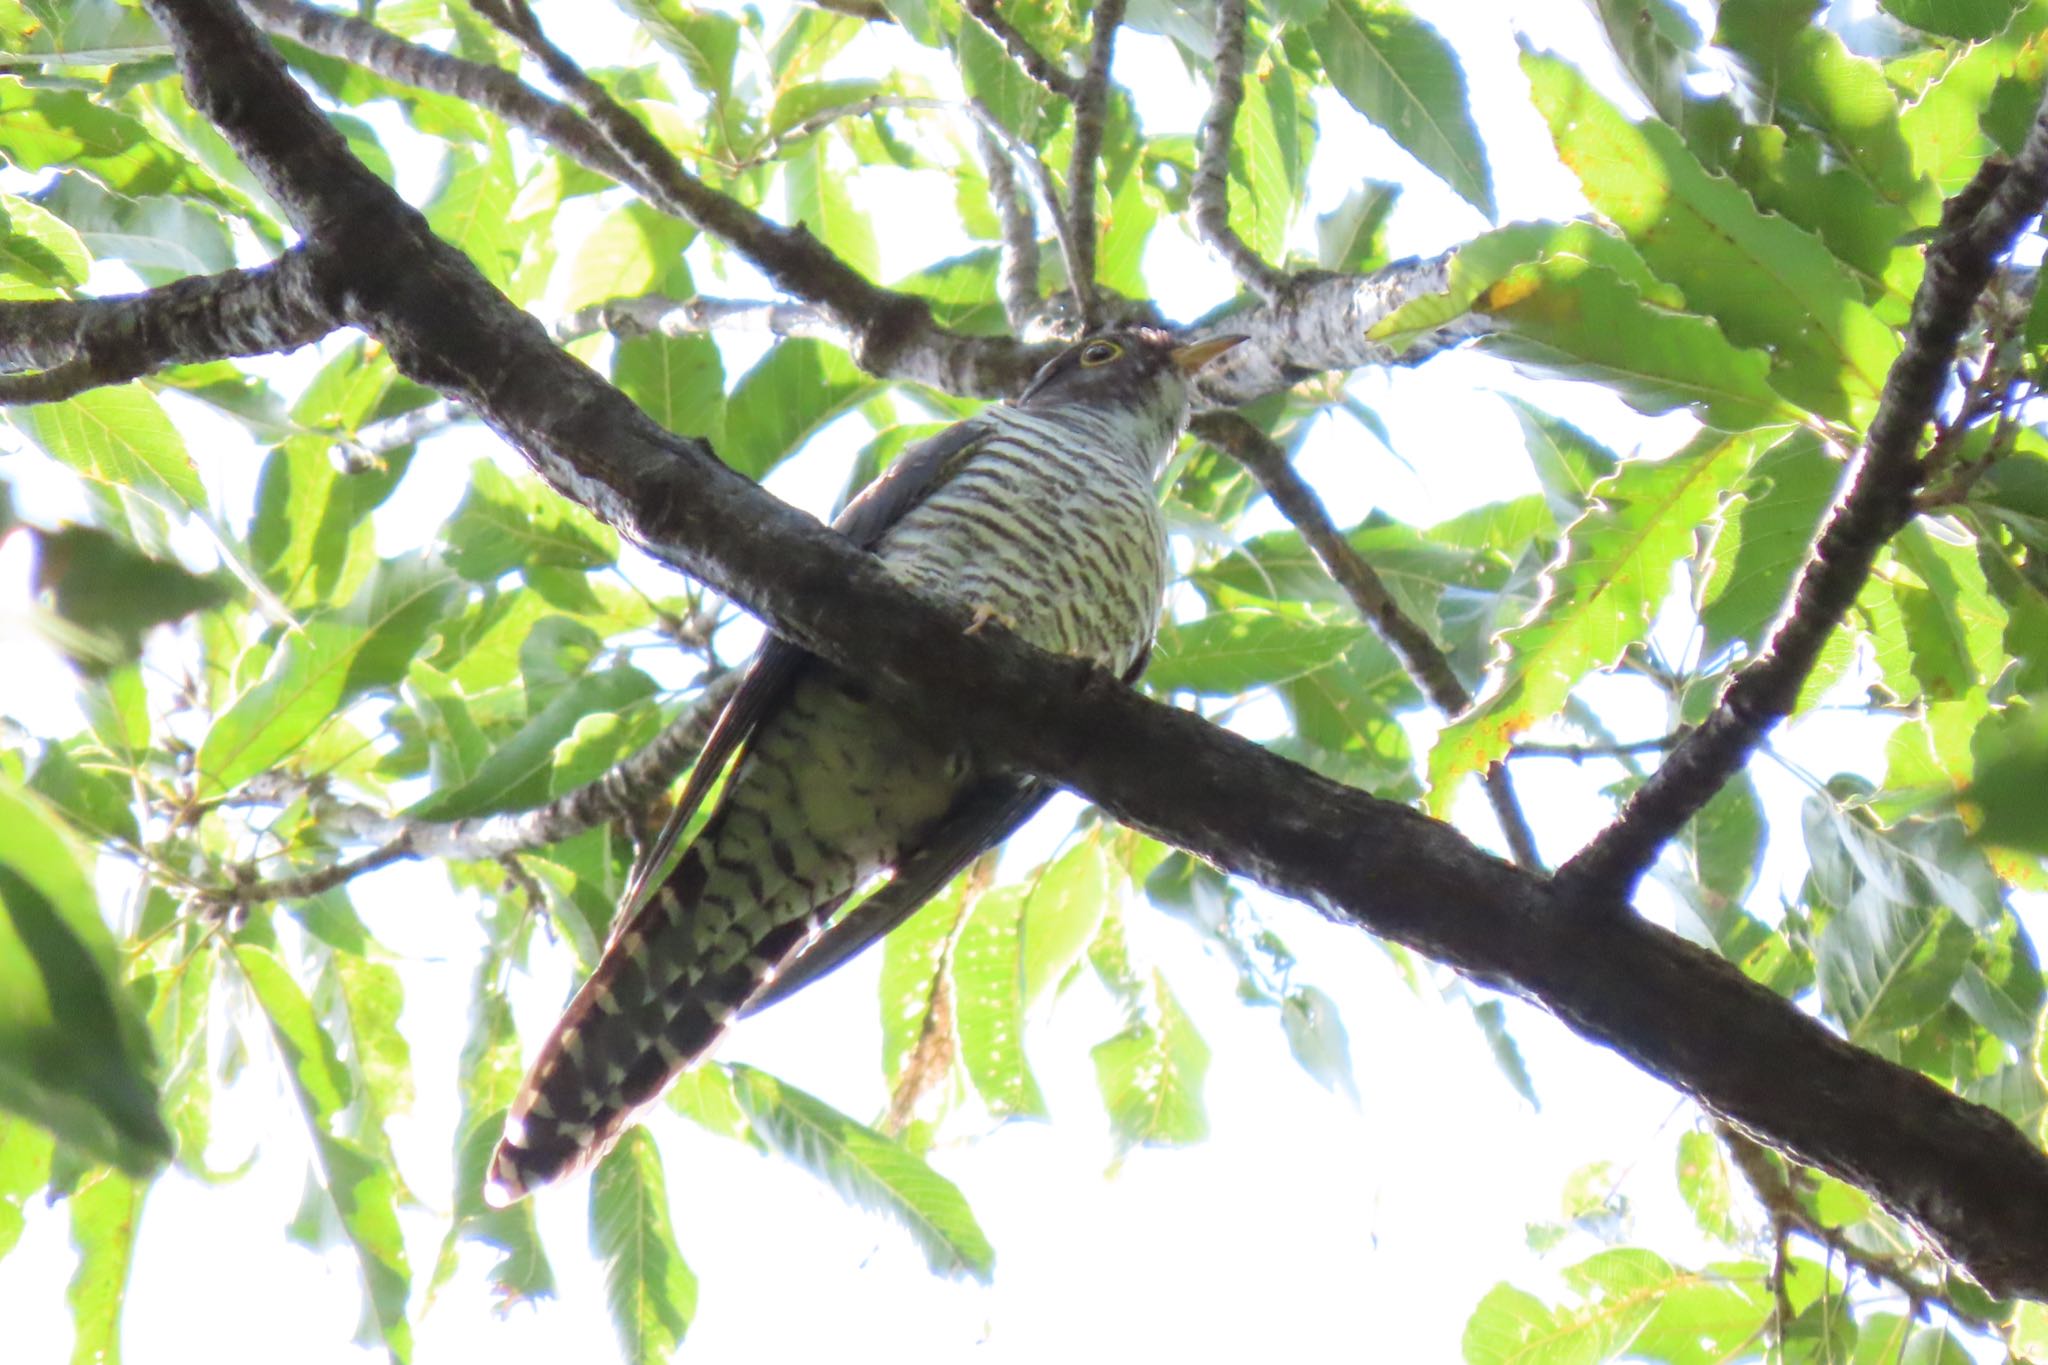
left=1014, top=328, right=1247, bottom=461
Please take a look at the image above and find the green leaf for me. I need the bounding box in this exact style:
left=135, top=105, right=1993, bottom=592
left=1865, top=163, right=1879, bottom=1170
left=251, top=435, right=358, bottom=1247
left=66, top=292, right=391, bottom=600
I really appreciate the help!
left=1146, top=609, right=1363, bottom=695
left=1281, top=985, right=1359, bottom=1104
left=41, top=172, right=234, bottom=280
left=1092, top=970, right=1209, bottom=1159
left=612, top=333, right=725, bottom=446
left=1714, top=0, right=1929, bottom=216
left=1502, top=395, right=1619, bottom=525
left=403, top=665, right=655, bottom=820
left=589, top=1130, right=697, bottom=1364
left=558, top=200, right=697, bottom=313
left=236, top=945, right=410, bottom=1361
left=951, top=887, right=1047, bottom=1120
left=28, top=739, right=139, bottom=846
left=1308, top=0, right=1494, bottom=218
left=0, top=776, right=168, bottom=1175
left=0, top=189, right=89, bottom=296
left=0, top=81, right=192, bottom=197
left=1469, top=998, right=1537, bottom=1108
left=1368, top=219, right=1680, bottom=353
left=1675, top=1131, right=1740, bottom=1244
left=198, top=554, right=463, bottom=797
left=8, top=382, right=206, bottom=511
left=1097, top=173, right=1159, bottom=297
left=956, top=15, right=1053, bottom=142
left=1315, top=179, right=1397, bottom=275
left=30, top=524, right=232, bottom=668
left=0, top=1113, right=55, bottom=1259
left=618, top=0, right=740, bottom=100
left=425, top=142, right=519, bottom=289
left=1879, top=0, right=2020, bottom=44
left=730, top=1065, right=994, bottom=1280
left=1699, top=431, right=1839, bottom=654
left=1474, top=258, right=1802, bottom=431
left=1579, top=0, right=1703, bottom=124
left=878, top=884, right=965, bottom=1086
left=1021, top=833, right=1116, bottom=1008
left=720, top=339, right=877, bottom=480
left=1524, top=51, right=1897, bottom=422
left=1431, top=431, right=1757, bottom=811
left=66, top=1165, right=146, bottom=1365
left=443, top=460, right=620, bottom=582
left=784, top=138, right=879, bottom=278
left=1227, top=52, right=1296, bottom=262
left=1968, top=698, right=2048, bottom=855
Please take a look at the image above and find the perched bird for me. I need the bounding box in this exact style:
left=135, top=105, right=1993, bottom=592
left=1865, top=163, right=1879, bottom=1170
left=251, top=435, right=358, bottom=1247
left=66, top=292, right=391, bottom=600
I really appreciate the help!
left=487, top=327, right=1245, bottom=1203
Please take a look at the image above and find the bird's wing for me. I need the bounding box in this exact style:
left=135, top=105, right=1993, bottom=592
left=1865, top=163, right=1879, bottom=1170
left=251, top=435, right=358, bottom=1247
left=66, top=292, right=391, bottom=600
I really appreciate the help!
left=620, top=418, right=999, bottom=917
left=740, top=776, right=1053, bottom=1015
left=743, top=643, right=1152, bottom=1014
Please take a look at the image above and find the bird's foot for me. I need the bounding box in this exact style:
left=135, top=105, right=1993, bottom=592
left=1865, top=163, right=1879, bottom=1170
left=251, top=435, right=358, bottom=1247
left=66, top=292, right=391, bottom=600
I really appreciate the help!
left=964, top=602, right=1018, bottom=635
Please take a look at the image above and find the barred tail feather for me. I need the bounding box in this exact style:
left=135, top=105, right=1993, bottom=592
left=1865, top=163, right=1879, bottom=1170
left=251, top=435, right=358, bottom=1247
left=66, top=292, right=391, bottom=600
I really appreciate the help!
left=484, top=842, right=824, bottom=1205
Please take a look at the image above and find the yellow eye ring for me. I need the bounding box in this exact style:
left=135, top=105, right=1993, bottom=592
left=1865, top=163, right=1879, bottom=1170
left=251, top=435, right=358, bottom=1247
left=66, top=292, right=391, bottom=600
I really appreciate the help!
left=1079, top=339, right=1122, bottom=366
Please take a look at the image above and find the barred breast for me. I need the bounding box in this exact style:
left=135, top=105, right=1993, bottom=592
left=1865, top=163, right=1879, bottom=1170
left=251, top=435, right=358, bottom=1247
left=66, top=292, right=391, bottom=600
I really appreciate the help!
left=878, top=404, right=1171, bottom=674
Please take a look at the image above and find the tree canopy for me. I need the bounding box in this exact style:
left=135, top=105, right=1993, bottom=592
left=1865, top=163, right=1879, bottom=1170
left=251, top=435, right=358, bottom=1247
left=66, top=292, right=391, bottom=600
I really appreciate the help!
left=3, top=0, right=2048, bottom=1359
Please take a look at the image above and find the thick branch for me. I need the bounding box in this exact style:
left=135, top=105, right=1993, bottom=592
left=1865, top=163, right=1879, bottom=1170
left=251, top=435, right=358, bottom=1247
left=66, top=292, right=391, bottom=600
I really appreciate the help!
left=1064, top=0, right=1124, bottom=326
left=1191, top=0, right=1287, bottom=300
left=1558, top=151, right=2048, bottom=899
left=151, top=0, right=2048, bottom=1300
left=0, top=248, right=336, bottom=397
left=1197, top=413, right=1541, bottom=871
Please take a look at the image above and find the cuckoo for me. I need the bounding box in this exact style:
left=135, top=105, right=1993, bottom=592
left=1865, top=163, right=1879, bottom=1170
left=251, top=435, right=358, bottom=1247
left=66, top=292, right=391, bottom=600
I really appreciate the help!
left=487, top=327, right=1244, bottom=1203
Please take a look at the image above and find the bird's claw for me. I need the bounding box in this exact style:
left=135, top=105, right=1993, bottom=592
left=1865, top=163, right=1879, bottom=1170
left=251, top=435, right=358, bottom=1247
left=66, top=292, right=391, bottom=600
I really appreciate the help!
left=964, top=602, right=1017, bottom=636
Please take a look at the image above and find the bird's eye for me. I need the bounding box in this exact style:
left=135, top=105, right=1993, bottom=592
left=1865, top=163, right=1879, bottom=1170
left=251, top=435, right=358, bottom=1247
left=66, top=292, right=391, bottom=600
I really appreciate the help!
left=1079, top=340, right=1122, bottom=366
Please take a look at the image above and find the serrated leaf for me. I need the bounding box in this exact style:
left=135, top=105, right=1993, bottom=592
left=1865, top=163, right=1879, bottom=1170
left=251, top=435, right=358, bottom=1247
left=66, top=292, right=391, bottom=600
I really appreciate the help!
left=1308, top=0, right=1494, bottom=218
left=1431, top=431, right=1757, bottom=811
left=1281, top=986, right=1359, bottom=1104
left=590, top=1130, right=696, bottom=1364
left=1525, top=51, right=1897, bottom=422
left=1502, top=394, right=1619, bottom=525
left=730, top=1065, right=994, bottom=1280
left=41, top=172, right=233, bottom=280
left=30, top=524, right=232, bottom=669
left=612, top=333, right=725, bottom=446
left=784, top=138, right=878, bottom=278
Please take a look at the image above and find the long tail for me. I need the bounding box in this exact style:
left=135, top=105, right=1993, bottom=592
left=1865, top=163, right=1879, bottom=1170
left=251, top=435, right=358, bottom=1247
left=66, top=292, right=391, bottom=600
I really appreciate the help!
left=483, top=832, right=828, bottom=1205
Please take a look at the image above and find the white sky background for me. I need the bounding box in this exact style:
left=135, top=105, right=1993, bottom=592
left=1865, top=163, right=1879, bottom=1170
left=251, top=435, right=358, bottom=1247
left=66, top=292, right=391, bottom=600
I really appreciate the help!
left=3, top=0, right=2026, bottom=1360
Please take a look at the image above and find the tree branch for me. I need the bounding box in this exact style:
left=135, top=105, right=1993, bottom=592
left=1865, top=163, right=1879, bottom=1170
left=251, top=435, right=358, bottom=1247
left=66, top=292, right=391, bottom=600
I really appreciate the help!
left=961, top=0, right=1079, bottom=101
left=149, top=0, right=2048, bottom=1299
left=1191, top=0, right=1287, bottom=301
left=241, top=0, right=1027, bottom=394
left=1557, top=151, right=2048, bottom=901
left=1064, top=0, right=1125, bottom=326
left=0, top=248, right=336, bottom=398
left=1196, top=413, right=1542, bottom=872
left=979, top=125, right=1044, bottom=335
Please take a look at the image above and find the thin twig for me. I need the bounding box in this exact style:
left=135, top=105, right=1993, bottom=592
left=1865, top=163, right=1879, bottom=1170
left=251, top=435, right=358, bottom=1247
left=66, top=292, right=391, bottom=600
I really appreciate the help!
left=197, top=672, right=739, bottom=908
left=1558, top=133, right=2048, bottom=902
left=1191, top=0, right=1287, bottom=301
left=1064, top=0, right=1125, bottom=326
left=1196, top=413, right=1543, bottom=872
left=980, top=125, right=1043, bottom=333
left=1510, top=735, right=1684, bottom=761
left=961, top=0, right=1079, bottom=100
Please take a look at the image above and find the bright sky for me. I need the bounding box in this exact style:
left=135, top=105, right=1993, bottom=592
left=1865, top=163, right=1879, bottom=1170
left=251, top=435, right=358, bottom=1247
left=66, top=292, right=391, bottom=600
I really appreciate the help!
left=6, top=0, right=2015, bottom=1361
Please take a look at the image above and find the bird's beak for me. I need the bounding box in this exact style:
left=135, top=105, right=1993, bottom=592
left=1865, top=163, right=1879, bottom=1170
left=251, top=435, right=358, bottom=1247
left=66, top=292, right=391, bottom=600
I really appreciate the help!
left=1170, top=334, right=1249, bottom=373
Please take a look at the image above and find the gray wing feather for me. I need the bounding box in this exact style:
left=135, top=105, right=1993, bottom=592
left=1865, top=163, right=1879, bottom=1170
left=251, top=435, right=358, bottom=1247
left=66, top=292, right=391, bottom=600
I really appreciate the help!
left=621, top=418, right=997, bottom=913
